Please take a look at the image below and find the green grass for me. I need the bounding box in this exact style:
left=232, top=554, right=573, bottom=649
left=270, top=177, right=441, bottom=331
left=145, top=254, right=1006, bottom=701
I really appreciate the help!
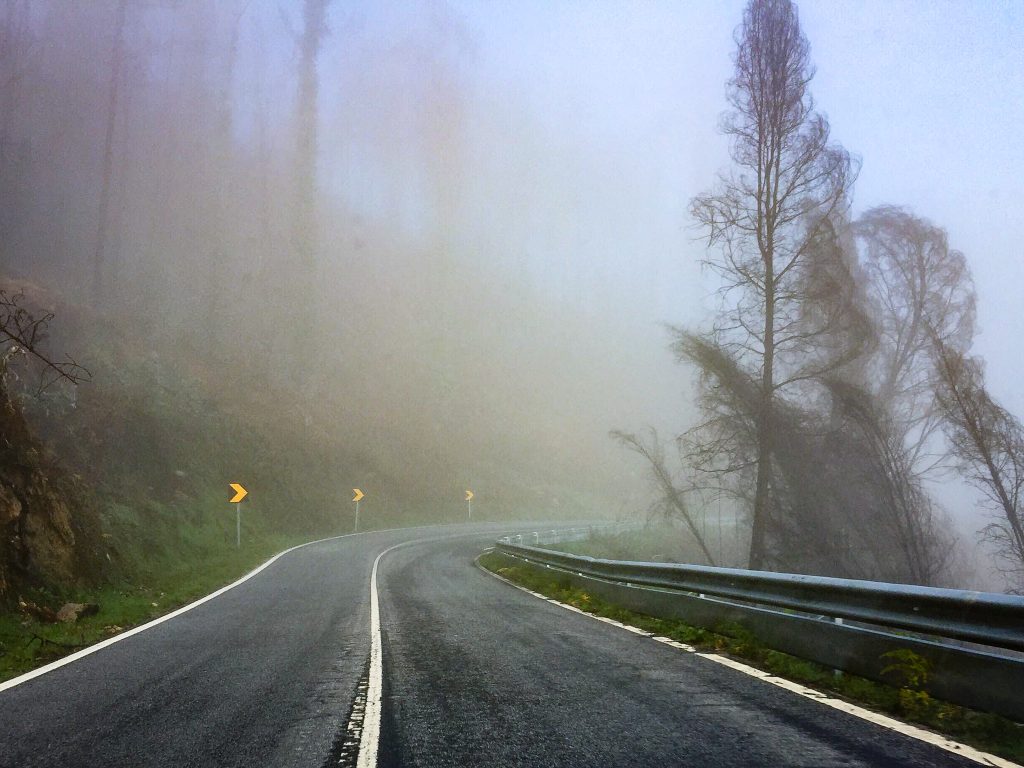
left=0, top=531, right=307, bottom=683
left=479, top=551, right=1024, bottom=763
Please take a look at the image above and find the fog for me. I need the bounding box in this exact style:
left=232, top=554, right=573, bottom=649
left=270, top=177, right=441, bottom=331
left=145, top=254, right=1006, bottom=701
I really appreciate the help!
left=2, top=0, right=1022, bottom=588
left=0, top=0, right=697, bottom=526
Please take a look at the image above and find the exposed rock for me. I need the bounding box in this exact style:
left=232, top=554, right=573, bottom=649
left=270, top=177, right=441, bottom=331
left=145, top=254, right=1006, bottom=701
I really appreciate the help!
left=22, top=479, right=76, bottom=575
left=55, top=602, right=99, bottom=623
left=0, top=483, right=22, bottom=526
left=1, top=370, right=104, bottom=600
left=17, top=599, right=58, bottom=623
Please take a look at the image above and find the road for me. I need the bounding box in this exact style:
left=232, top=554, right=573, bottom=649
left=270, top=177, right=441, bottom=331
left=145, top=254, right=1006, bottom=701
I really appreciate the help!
left=0, top=524, right=989, bottom=767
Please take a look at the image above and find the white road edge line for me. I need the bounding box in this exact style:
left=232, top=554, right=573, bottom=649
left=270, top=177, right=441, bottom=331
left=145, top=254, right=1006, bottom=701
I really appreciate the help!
left=477, top=552, right=1022, bottom=768
left=0, top=525, right=438, bottom=694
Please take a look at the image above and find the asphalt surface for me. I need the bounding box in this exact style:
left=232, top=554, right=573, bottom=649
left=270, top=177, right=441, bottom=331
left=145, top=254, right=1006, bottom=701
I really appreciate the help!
left=0, top=524, right=512, bottom=768
left=377, top=535, right=983, bottom=768
left=0, top=524, right=992, bottom=767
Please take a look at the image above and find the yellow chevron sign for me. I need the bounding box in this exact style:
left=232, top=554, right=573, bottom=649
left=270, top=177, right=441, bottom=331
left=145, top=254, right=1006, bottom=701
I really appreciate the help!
left=229, top=483, right=248, bottom=503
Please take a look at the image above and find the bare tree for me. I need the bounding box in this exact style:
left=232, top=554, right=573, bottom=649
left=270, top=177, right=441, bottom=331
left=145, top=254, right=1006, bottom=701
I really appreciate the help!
left=689, top=0, right=855, bottom=568
left=821, top=379, right=954, bottom=584
left=671, top=331, right=951, bottom=582
left=855, top=206, right=976, bottom=474
left=932, top=341, right=1024, bottom=591
left=611, top=428, right=717, bottom=565
left=0, top=290, right=89, bottom=393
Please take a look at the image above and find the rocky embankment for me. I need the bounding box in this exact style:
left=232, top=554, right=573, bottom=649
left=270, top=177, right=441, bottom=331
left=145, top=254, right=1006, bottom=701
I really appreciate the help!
left=0, top=371, right=103, bottom=600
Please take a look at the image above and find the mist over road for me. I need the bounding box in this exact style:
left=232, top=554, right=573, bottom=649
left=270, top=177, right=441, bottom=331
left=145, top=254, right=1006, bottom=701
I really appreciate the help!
left=0, top=525, right=984, bottom=767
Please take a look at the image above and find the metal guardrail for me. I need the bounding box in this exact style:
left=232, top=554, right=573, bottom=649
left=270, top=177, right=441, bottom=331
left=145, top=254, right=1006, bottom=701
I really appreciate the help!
left=493, top=535, right=1024, bottom=721
left=500, top=523, right=641, bottom=549
left=495, top=541, right=1024, bottom=653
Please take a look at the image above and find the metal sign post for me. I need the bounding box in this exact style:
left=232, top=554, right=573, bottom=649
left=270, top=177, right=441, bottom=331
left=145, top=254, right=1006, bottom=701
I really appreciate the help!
left=229, top=483, right=248, bottom=548
left=353, top=488, right=364, bottom=532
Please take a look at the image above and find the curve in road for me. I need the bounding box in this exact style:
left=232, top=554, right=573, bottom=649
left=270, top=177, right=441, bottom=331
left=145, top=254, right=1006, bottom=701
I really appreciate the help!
left=0, top=524, right=1011, bottom=768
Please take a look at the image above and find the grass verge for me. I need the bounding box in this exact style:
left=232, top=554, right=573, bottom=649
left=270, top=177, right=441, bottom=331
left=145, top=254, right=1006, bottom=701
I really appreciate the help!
left=0, top=532, right=308, bottom=683
left=479, top=550, right=1024, bottom=763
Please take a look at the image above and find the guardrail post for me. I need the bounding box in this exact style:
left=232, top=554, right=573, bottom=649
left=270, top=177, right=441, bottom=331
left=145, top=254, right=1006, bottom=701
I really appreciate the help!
left=833, top=617, right=844, bottom=678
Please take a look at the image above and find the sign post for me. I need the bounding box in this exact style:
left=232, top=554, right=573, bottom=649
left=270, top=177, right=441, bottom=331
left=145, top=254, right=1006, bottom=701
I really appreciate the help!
left=352, top=488, right=364, bottom=532
left=465, top=489, right=474, bottom=521
left=229, top=483, right=248, bottom=548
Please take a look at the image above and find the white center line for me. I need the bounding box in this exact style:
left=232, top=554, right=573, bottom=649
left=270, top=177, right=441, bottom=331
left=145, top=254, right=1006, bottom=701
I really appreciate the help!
left=353, top=531, right=511, bottom=767
left=356, top=544, right=390, bottom=768
left=0, top=523, right=461, bottom=695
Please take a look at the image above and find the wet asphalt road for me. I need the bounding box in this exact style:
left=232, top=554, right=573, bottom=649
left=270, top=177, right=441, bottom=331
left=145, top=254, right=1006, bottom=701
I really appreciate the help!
left=376, top=535, right=980, bottom=768
left=0, top=524, right=985, bottom=767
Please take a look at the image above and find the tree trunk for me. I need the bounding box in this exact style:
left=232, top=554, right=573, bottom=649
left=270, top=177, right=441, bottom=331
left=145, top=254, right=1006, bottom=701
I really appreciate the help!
left=91, top=0, right=127, bottom=306
left=290, top=0, right=330, bottom=370
left=750, top=267, right=775, bottom=569
left=203, top=3, right=246, bottom=346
